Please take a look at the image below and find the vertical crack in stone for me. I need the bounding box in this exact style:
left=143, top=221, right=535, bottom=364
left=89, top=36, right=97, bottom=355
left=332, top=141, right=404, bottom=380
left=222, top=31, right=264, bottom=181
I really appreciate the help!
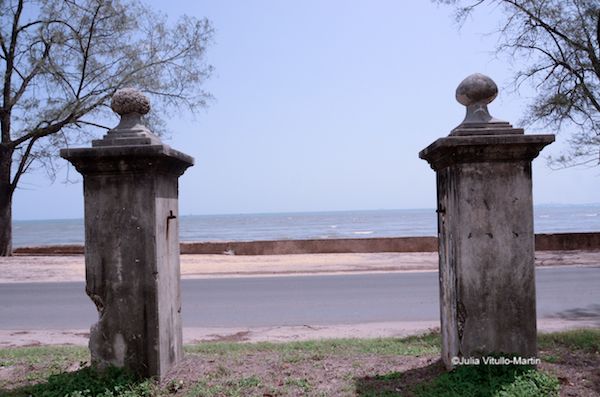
left=457, top=300, right=466, bottom=342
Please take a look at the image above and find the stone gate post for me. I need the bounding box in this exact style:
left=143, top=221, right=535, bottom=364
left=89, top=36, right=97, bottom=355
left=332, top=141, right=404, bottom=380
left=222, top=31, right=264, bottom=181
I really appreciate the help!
left=419, top=74, right=554, bottom=369
left=60, top=89, right=193, bottom=379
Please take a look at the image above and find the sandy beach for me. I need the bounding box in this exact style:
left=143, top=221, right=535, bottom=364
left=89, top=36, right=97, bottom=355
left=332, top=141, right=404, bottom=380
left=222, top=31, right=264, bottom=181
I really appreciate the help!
left=2, top=318, right=599, bottom=348
left=0, top=250, right=599, bottom=283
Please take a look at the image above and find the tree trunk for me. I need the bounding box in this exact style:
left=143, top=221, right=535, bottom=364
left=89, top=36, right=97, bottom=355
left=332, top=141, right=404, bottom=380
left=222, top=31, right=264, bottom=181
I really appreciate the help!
left=0, top=146, right=13, bottom=256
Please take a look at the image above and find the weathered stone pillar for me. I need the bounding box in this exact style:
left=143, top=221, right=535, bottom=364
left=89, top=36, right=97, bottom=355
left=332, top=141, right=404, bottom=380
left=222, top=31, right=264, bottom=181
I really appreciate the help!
left=60, top=89, right=193, bottom=379
left=419, top=74, right=554, bottom=369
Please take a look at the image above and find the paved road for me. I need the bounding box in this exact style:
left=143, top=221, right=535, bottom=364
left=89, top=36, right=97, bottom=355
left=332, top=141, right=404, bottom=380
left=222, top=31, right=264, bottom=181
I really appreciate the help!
left=0, top=267, right=599, bottom=329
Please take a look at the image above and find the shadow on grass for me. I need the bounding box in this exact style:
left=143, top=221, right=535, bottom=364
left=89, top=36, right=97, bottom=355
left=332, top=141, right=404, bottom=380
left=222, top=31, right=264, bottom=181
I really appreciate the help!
left=0, top=366, right=146, bottom=397
left=355, top=359, right=445, bottom=396
left=355, top=360, right=560, bottom=397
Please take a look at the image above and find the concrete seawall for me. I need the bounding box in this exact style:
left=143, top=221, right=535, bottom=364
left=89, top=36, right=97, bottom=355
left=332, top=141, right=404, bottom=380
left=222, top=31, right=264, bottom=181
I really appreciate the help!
left=13, top=232, right=600, bottom=255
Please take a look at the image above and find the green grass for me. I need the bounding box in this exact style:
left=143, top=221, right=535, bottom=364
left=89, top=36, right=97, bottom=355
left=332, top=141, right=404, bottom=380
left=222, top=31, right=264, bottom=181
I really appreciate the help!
left=1, top=366, right=155, bottom=397
left=0, top=345, right=87, bottom=367
left=411, top=364, right=559, bottom=397
left=538, top=328, right=600, bottom=353
left=184, top=331, right=441, bottom=357
left=186, top=376, right=263, bottom=397
left=1, top=329, right=598, bottom=397
left=0, top=345, right=88, bottom=386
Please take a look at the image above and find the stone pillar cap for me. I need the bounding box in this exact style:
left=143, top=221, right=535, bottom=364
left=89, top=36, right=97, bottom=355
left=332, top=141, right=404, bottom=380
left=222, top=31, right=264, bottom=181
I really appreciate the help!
left=111, top=88, right=151, bottom=116
left=93, top=88, right=162, bottom=147
left=451, top=73, right=523, bottom=136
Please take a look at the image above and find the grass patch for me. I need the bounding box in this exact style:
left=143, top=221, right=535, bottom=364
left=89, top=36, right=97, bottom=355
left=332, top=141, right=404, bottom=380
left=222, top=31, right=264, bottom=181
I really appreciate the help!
left=184, top=331, right=441, bottom=357
left=1, top=329, right=598, bottom=396
left=1, top=366, right=154, bottom=397
left=412, top=364, right=559, bottom=397
left=538, top=328, right=600, bottom=353
left=0, top=345, right=87, bottom=367
left=0, top=346, right=88, bottom=387
left=356, top=363, right=561, bottom=396
left=186, top=376, right=263, bottom=397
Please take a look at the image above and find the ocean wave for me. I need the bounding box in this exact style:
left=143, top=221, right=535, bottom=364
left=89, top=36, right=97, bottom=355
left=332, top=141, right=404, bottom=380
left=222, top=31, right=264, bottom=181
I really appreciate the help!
left=353, top=231, right=374, bottom=235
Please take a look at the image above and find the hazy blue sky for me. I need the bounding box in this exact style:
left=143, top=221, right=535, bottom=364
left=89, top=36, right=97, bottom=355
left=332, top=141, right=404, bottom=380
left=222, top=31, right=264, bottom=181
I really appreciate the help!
left=13, top=1, right=600, bottom=220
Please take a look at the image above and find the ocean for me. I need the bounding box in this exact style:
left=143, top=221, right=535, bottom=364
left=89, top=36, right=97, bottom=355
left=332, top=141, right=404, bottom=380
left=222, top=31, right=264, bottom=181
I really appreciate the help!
left=12, top=205, right=600, bottom=248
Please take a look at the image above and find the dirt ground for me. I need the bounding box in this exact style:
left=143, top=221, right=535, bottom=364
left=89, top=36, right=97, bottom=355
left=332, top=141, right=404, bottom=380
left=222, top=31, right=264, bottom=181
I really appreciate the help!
left=545, top=349, right=600, bottom=397
left=162, top=350, right=600, bottom=396
left=165, top=351, right=443, bottom=396
left=2, top=334, right=598, bottom=396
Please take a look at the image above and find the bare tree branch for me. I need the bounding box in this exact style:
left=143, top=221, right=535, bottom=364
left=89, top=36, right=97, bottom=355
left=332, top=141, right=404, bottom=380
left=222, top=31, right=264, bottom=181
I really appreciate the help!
left=10, top=135, right=37, bottom=192
left=1, top=0, right=24, bottom=143
left=0, top=0, right=213, bottom=253
left=76, top=2, right=103, bottom=98
left=437, top=0, right=600, bottom=167
left=75, top=120, right=110, bottom=130
left=10, top=40, right=52, bottom=108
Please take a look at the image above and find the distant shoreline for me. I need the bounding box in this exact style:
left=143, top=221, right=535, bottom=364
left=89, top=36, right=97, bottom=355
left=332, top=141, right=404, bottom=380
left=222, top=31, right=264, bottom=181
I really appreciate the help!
left=12, top=205, right=600, bottom=248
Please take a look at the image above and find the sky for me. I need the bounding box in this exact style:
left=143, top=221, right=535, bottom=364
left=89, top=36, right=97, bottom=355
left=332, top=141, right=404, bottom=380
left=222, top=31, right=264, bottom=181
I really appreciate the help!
left=12, top=1, right=600, bottom=221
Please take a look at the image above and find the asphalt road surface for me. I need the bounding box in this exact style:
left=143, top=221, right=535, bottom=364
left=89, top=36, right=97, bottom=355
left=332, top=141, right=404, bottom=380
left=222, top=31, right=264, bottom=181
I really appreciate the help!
left=1, top=267, right=599, bottom=329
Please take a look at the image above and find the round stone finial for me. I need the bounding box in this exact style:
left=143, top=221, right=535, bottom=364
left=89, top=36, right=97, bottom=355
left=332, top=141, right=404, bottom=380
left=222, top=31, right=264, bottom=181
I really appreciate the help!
left=455, top=73, right=498, bottom=106
left=110, top=88, right=151, bottom=116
